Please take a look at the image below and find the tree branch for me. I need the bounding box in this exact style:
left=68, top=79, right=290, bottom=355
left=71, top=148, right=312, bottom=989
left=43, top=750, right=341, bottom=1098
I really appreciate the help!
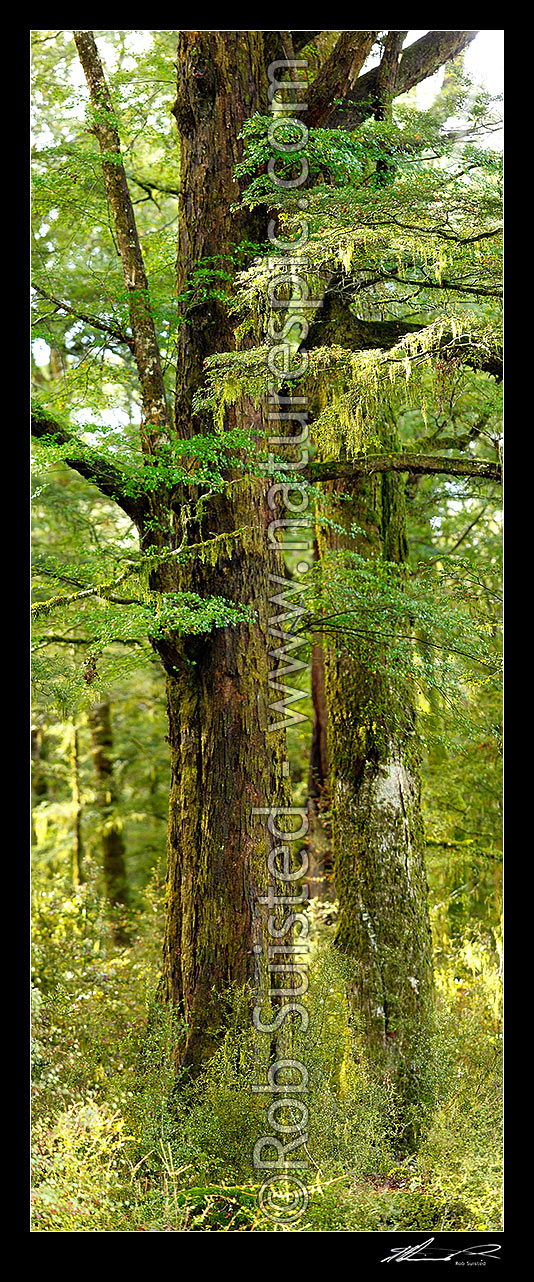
left=307, top=283, right=422, bottom=351
left=291, top=31, right=321, bottom=54
left=126, top=172, right=180, bottom=199
left=307, top=31, right=379, bottom=126
left=31, top=402, right=146, bottom=522
left=374, top=31, right=408, bottom=112
left=31, top=561, right=140, bottom=620
left=33, top=634, right=143, bottom=648
left=368, top=269, right=502, bottom=300
left=33, top=284, right=135, bottom=351
left=307, top=278, right=503, bottom=379
left=310, top=454, right=501, bottom=484
left=320, top=30, right=479, bottom=129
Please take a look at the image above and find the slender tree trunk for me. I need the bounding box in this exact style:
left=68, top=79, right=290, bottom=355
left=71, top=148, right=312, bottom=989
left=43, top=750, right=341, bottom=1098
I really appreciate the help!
left=70, top=722, right=84, bottom=888
left=31, top=714, right=48, bottom=802
left=316, top=429, right=433, bottom=1131
left=31, top=714, right=49, bottom=847
left=88, top=699, right=130, bottom=946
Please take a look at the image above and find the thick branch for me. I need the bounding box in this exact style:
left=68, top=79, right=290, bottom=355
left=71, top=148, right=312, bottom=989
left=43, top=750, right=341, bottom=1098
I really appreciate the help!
left=307, top=31, right=379, bottom=127
left=31, top=402, right=145, bottom=521
left=73, top=30, right=171, bottom=447
left=369, top=269, right=502, bottom=300
left=307, top=285, right=422, bottom=351
left=262, top=30, right=321, bottom=67
left=291, top=31, right=321, bottom=54
left=374, top=30, right=408, bottom=114
left=126, top=172, right=180, bottom=199
left=33, top=634, right=143, bottom=648
left=311, top=454, right=501, bottom=484
left=320, top=30, right=479, bottom=128
left=307, top=281, right=502, bottom=379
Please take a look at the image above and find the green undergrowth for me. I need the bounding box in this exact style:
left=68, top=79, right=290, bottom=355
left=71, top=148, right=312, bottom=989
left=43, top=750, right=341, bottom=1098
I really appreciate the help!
left=31, top=876, right=502, bottom=1232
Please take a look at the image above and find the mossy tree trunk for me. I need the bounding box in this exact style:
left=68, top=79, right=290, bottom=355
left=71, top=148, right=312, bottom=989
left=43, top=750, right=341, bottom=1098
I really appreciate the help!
left=73, top=28, right=294, bottom=1074
left=67, top=27, right=474, bottom=1082
left=312, top=39, right=433, bottom=1129
left=316, top=435, right=433, bottom=1124
left=153, top=33, right=289, bottom=1071
left=306, top=540, right=333, bottom=901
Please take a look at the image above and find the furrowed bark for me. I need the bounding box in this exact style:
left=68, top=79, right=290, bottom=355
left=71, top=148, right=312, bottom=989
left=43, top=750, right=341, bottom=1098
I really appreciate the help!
left=374, top=31, right=408, bottom=111
left=154, top=32, right=291, bottom=1071
left=373, top=32, right=408, bottom=182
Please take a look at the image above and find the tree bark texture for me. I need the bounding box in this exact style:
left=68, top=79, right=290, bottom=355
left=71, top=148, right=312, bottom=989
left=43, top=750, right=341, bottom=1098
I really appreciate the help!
left=316, top=434, right=434, bottom=1125
left=154, top=32, right=290, bottom=1070
left=306, top=541, right=333, bottom=902
left=66, top=29, right=482, bottom=1084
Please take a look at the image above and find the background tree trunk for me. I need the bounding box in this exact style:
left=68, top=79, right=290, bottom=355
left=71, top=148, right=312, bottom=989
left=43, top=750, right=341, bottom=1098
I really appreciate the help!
left=31, top=714, right=49, bottom=804
left=70, top=722, right=84, bottom=888
left=88, top=699, right=130, bottom=946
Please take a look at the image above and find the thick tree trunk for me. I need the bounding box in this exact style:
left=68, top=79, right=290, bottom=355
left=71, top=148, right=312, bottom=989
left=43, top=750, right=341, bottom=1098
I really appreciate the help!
left=154, top=32, right=289, bottom=1070
left=69, top=27, right=457, bottom=1086
left=311, top=42, right=435, bottom=1129
left=316, top=431, right=433, bottom=1129
left=88, top=699, right=130, bottom=946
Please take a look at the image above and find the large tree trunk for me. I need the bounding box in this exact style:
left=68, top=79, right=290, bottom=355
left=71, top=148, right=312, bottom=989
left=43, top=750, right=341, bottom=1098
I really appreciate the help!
left=88, top=699, right=130, bottom=946
left=68, top=26, right=470, bottom=1085
left=153, top=32, right=289, bottom=1071
left=312, top=37, right=433, bottom=1132
left=316, top=432, right=433, bottom=1129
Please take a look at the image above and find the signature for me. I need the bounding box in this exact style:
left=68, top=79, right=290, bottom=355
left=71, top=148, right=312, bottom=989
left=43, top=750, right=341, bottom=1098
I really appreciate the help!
left=382, top=1237, right=501, bottom=1263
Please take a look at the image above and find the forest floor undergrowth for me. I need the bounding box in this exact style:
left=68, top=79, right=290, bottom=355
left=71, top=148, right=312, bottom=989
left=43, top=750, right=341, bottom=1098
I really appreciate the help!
left=30, top=871, right=503, bottom=1233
